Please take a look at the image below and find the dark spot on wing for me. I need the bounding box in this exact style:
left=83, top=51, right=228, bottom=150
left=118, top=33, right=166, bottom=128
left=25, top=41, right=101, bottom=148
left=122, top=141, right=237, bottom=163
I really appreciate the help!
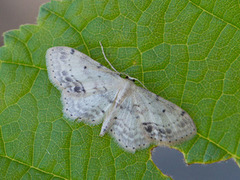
left=162, top=109, right=166, bottom=113
left=166, top=128, right=172, bottom=134
left=84, top=66, right=87, bottom=69
left=70, top=48, right=75, bottom=54
left=74, top=86, right=81, bottom=92
left=65, top=77, right=72, bottom=82
left=159, top=129, right=166, bottom=134
left=178, top=122, right=185, bottom=128
left=181, top=111, right=185, bottom=116
left=97, top=63, right=103, bottom=68
left=145, top=126, right=152, bottom=133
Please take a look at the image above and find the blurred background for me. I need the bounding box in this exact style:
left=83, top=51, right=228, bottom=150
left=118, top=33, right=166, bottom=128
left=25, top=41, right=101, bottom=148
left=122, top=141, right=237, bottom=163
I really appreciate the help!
left=0, top=0, right=240, bottom=179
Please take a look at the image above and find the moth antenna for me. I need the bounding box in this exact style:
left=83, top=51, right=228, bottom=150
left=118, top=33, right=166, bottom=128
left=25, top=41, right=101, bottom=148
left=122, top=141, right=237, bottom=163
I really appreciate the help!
left=99, top=41, right=148, bottom=90
left=99, top=41, right=119, bottom=74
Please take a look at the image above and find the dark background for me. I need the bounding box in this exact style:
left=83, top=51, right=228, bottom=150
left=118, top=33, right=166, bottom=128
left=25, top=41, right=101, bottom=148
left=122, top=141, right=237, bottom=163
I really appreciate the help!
left=0, top=1, right=239, bottom=179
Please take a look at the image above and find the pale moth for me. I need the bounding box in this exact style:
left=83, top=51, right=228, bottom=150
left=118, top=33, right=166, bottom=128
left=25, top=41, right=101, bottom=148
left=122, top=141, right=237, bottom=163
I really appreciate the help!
left=46, top=45, right=196, bottom=152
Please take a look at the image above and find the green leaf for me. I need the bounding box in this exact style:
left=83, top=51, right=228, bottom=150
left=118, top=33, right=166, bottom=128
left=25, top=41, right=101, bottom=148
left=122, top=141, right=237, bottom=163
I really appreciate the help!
left=0, top=0, right=240, bottom=179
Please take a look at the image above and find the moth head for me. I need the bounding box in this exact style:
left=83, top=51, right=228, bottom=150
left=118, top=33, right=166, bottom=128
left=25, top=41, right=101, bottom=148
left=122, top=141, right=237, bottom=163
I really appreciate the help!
left=125, top=75, right=136, bottom=82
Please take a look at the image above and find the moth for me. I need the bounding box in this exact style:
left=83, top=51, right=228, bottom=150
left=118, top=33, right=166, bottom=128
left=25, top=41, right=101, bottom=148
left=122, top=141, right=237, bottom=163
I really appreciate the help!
left=46, top=46, right=196, bottom=152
